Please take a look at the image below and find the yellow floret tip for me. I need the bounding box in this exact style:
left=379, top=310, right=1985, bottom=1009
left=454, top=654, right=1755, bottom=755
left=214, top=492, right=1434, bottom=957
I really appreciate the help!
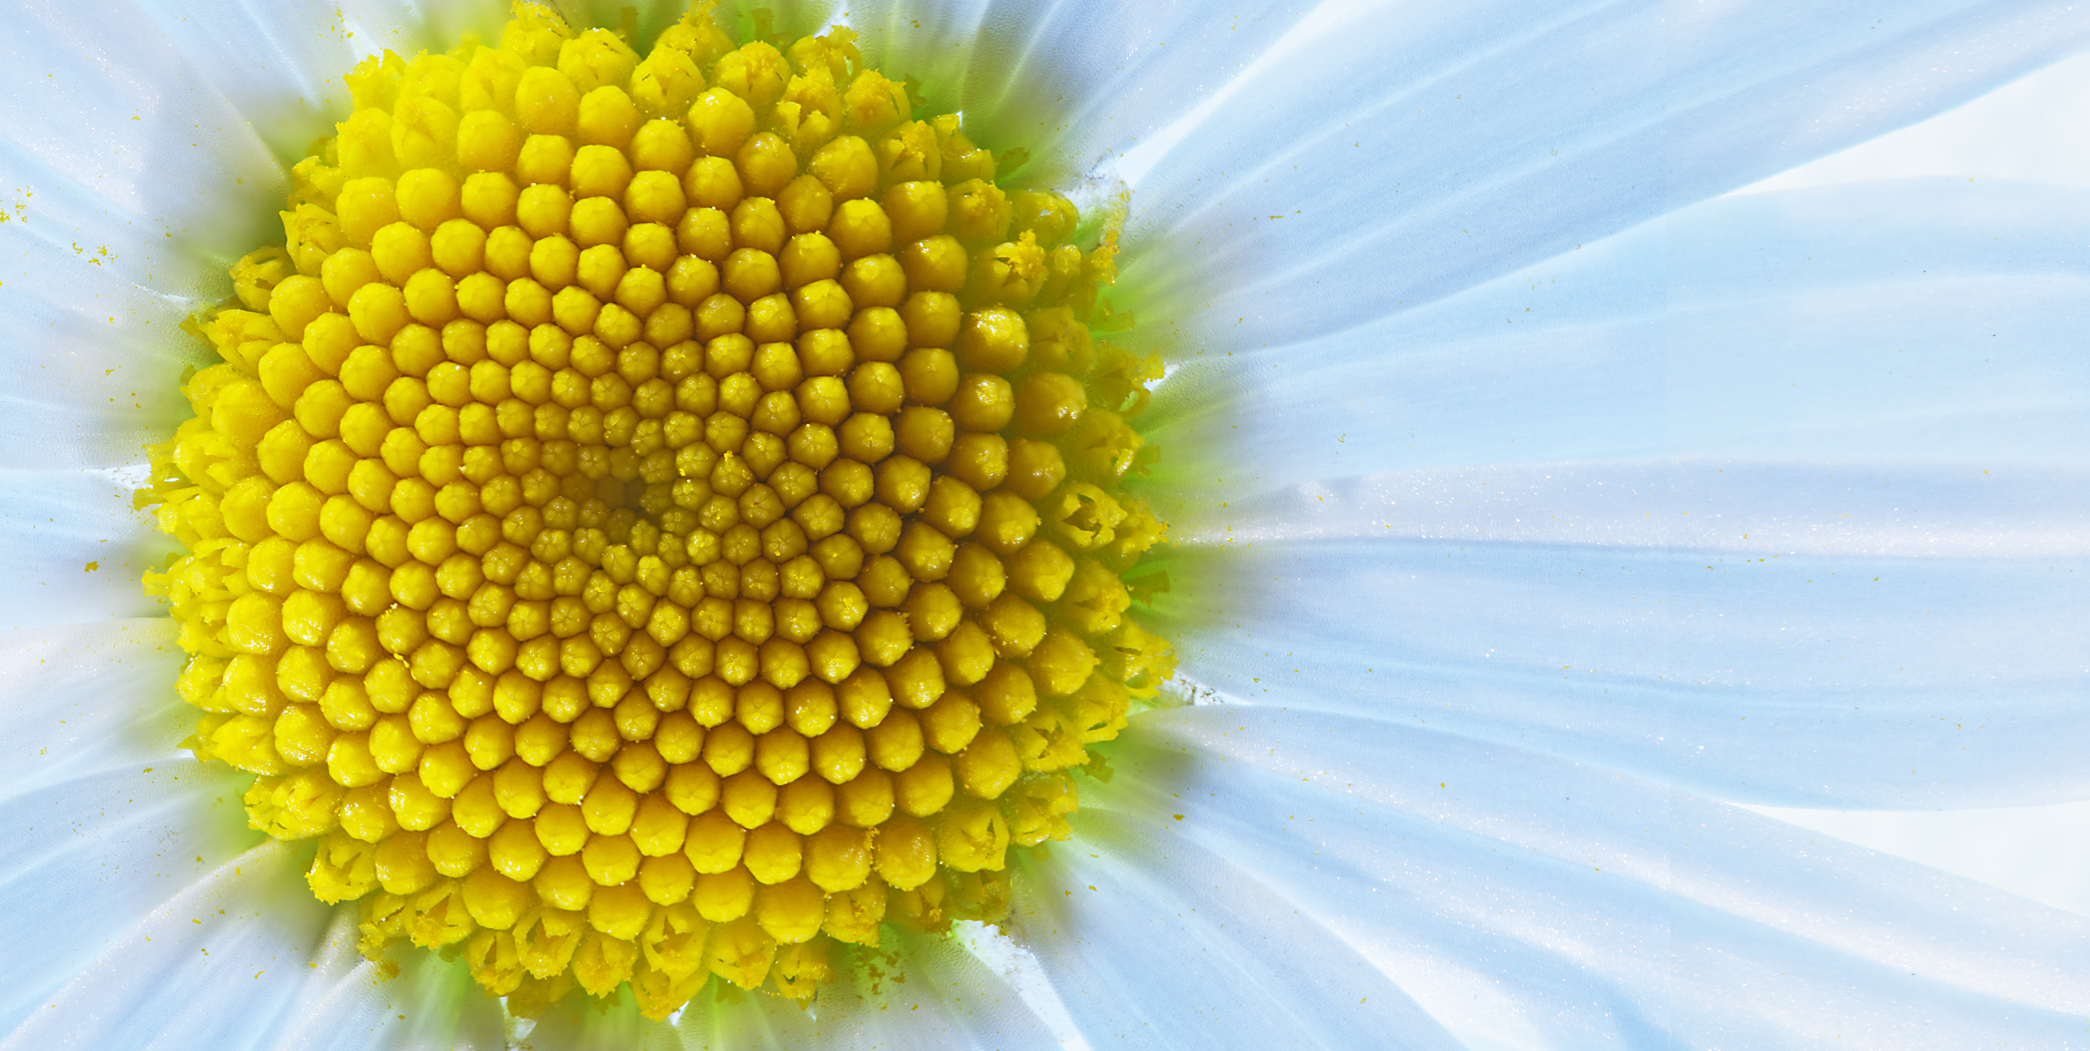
left=142, top=0, right=1169, bottom=1020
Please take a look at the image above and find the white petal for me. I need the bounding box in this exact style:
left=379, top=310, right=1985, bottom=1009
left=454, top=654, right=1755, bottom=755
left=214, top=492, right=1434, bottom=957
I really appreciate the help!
left=0, top=3, right=285, bottom=468
left=0, top=0, right=544, bottom=470
left=670, top=991, right=825, bottom=1051
left=517, top=996, right=738, bottom=1051
left=2, top=842, right=328, bottom=1051
left=850, top=0, right=1321, bottom=186
left=0, top=471, right=173, bottom=632
left=1143, top=178, right=2090, bottom=492
left=0, top=768, right=243, bottom=1036
left=763, top=931, right=1061, bottom=1051
left=517, top=962, right=996, bottom=1051
left=123, top=0, right=572, bottom=157
left=254, top=909, right=508, bottom=1051
left=518, top=930, right=1067, bottom=1051
left=507, top=927, right=1070, bottom=1051
left=1146, top=488, right=2090, bottom=809
left=1116, top=0, right=2090, bottom=360
left=0, top=620, right=185, bottom=791
left=12, top=846, right=503, bottom=1051
left=124, top=0, right=370, bottom=160
left=0, top=219, right=213, bottom=470
left=1170, top=460, right=2090, bottom=560
left=1125, top=178, right=2090, bottom=807
left=0, top=620, right=505, bottom=1048
left=1116, top=707, right=2090, bottom=1048
left=0, top=0, right=287, bottom=265
left=1010, top=795, right=1466, bottom=1049
left=0, top=235, right=201, bottom=470
left=0, top=622, right=235, bottom=1034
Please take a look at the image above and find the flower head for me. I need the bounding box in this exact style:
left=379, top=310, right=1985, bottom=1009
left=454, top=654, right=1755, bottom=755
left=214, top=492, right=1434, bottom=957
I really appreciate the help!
left=3, top=0, right=2089, bottom=1047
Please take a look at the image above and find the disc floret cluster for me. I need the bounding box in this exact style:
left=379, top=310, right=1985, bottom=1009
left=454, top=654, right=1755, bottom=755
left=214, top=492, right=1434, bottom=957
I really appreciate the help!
left=142, top=3, right=1173, bottom=1017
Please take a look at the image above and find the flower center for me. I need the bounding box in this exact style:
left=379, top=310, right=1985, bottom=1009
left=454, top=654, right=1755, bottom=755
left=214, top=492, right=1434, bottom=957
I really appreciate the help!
left=141, top=1, right=1173, bottom=1019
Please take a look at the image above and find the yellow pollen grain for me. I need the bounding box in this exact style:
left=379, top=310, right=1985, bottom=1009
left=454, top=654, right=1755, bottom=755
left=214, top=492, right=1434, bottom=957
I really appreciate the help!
left=141, top=0, right=1173, bottom=1023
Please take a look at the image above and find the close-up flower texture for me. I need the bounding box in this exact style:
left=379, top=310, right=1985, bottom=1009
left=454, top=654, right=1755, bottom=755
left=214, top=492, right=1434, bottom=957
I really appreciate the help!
left=4, top=0, right=2089, bottom=1048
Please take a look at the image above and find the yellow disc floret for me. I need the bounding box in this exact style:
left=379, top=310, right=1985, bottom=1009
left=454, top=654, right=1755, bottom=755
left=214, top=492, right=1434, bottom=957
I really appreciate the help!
left=142, top=1, right=1172, bottom=1020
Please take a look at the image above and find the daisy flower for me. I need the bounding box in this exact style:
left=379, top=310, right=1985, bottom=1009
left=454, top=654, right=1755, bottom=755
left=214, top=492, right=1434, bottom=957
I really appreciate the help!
left=3, top=0, right=2088, bottom=1047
